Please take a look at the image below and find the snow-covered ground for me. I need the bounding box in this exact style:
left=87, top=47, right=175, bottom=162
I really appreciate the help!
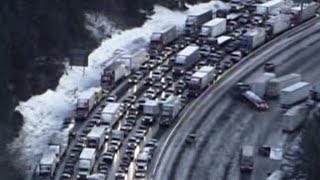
left=10, top=1, right=227, bottom=169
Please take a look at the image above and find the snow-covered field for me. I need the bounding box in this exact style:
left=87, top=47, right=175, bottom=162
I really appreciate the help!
left=11, top=1, right=226, bottom=168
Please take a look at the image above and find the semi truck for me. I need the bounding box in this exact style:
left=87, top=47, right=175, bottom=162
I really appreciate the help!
left=239, top=28, right=266, bottom=54
left=77, top=148, right=96, bottom=179
left=100, top=102, right=121, bottom=128
left=117, top=48, right=148, bottom=72
left=266, top=73, right=301, bottom=98
left=250, top=72, right=276, bottom=97
left=86, top=126, right=107, bottom=150
left=160, top=95, right=182, bottom=126
left=76, top=88, right=101, bottom=120
left=282, top=105, right=307, bottom=133
left=199, top=18, right=227, bottom=38
left=188, top=66, right=215, bottom=96
left=185, top=10, right=213, bottom=35
left=150, top=26, right=178, bottom=51
left=172, top=45, right=200, bottom=75
left=48, top=133, right=68, bottom=161
left=37, top=149, right=58, bottom=178
left=280, top=82, right=312, bottom=108
left=240, top=145, right=254, bottom=173
left=101, top=61, right=128, bottom=91
left=265, top=14, right=291, bottom=38
left=255, top=0, right=284, bottom=15
left=236, top=82, right=269, bottom=111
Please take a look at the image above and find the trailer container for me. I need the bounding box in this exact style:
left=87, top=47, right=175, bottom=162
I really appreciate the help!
left=101, top=61, right=128, bottom=91
left=280, top=82, right=312, bottom=107
left=266, top=73, right=301, bottom=98
left=173, top=45, right=200, bottom=75
left=185, top=10, right=213, bottom=35
left=38, top=149, right=58, bottom=178
left=250, top=72, right=276, bottom=97
left=76, top=88, right=100, bottom=120
left=86, top=126, right=107, bottom=150
left=240, top=145, right=254, bottom=173
left=255, top=0, right=284, bottom=15
left=101, top=102, right=121, bottom=128
left=199, top=18, right=227, bottom=38
left=150, top=26, right=178, bottom=51
left=265, top=14, right=291, bottom=36
left=160, top=95, right=182, bottom=126
left=118, top=48, right=148, bottom=71
left=282, top=105, right=307, bottom=133
left=188, top=66, right=215, bottom=96
left=77, top=148, right=96, bottom=179
left=290, top=2, right=318, bottom=25
left=143, top=99, right=160, bottom=116
left=239, top=28, right=266, bottom=54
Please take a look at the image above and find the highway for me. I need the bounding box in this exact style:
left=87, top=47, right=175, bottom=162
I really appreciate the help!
left=28, top=1, right=320, bottom=180
left=151, top=18, right=320, bottom=180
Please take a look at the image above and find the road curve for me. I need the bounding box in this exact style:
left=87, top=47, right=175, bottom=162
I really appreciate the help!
left=152, top=18, right=320, bottom=180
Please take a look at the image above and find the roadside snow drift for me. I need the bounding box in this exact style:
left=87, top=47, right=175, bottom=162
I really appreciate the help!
left=11, top=1, right=226, bottom=168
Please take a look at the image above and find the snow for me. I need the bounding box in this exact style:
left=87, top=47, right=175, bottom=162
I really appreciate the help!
left=11, top=0, right=227, bottom=169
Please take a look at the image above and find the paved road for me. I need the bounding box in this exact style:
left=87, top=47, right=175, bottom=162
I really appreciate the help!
left=152, top=19, right=320, bottom=180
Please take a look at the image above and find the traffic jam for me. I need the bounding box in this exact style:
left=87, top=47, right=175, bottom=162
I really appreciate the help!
left=33, top=0, right=319, bottom=180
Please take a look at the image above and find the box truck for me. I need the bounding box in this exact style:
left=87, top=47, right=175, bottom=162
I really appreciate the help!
left=282, top=105, right=307, bottom=133
left=101, top=102, right=121, bottom=128
left=38, top=149, right=58, bottom=178
left=86, top=126, right=107, bottom=150
left=280, top=82, right=312, bottom=108
left=172, top=45, right=200, bottom=75
left=265, top=14, right=291, bottom=37
left=266, top=73, right=301, bottom=98
left=239, top=28, right=266, bottom=54
left=250, top=72, right=276, bottom=97
left=101, top=61, right=128, bottom=91
left=118, top=48, right=148, bottom=71
left=150, top=26, right=178, bottom=51
left=160, top=95, right=182, bottom=126
left=199, top=18, right=227, bottom=38
left=76, top=88, right=100, bottom=120
left=185, top=10, right=213, bottom=35
left=77, top=148, right=96, bottom=179
left=188, top=66, right=216, bottom=96
left=255, top=0, right=284, bottom=15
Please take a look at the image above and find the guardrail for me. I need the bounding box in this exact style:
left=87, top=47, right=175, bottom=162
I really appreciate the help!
left=151, top=16, right=320, bottom=180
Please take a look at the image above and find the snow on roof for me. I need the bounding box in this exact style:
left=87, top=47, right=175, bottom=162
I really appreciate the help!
left=270, top=73, right=301, bottom=84
left=258, top=0, right=283, bottom=8
left=192, top=72, right=207, bottom=79
left=242, top=145, right=254, bottom=157
left=87, top=126, right=106, bottom=138
left=80, top=148, right=96, bottom=159
left=282, top=82, right=310, bottom=92
left=269, top=148, right=283, bottom=160
left=78, top=87, right=100, bottom=99
left=40, top=149, right=56, bottom=165
left=198, top=66, right=214, bottom=73
left=203, top=18, right=226, bottom=27
left=244, top=28, right=266, bottom=37
left=102, top=103, right=121, bottom=114
left=217, top=35, right=232, bottom=45
left=178, top=45, right=199, bottom=57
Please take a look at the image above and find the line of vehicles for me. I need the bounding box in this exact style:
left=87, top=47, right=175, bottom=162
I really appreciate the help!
left=33, top=0, right=319, bottom=179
